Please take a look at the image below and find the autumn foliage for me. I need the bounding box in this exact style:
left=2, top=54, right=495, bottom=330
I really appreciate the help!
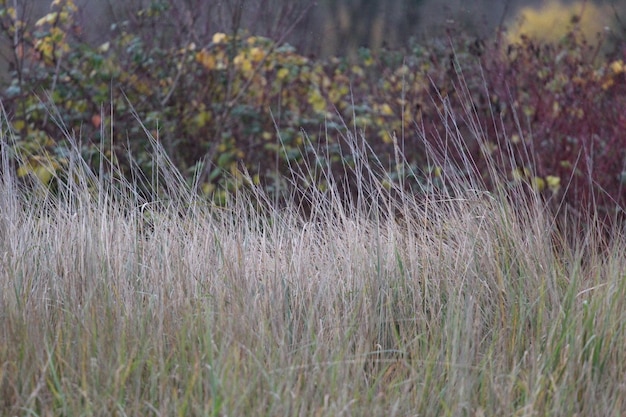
left=1, top=0, right=625, bottom=223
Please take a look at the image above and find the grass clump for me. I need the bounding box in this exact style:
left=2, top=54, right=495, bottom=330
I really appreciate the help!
left=1, top=83, right=626, bottom=417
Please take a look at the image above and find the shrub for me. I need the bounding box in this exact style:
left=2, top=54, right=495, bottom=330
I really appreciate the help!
left=0, top=0, right=435, bottom=204
left=2, top=0, right=626, bottom=227
left=478, top=30, right=626, bottom=225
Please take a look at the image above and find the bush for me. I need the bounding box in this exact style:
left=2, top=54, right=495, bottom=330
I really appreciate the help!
left=480, top=31, right=626, bottom=224
left=0, top=0, right=437, bottom=204
left=1, top=0, right=625, bottom=227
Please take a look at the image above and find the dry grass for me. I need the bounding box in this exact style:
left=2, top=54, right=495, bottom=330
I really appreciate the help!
left=1, top=96, right=625, bottom=417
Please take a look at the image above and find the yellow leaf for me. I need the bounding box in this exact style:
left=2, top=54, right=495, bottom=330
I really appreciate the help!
left=546, top=175, right=561, bottom=192
left=321, top=75, right=331, bottom=89
left=307, top=89, right=326, bottom=114
left=17, top=165, right=29, bottom=177
left=602, top=79, right=615, bottom=91
left=351, top=65, right=364, bottom=77
left=234, top=54, right=252, bottom=72
left=35, top=12, right=59, bottom=27
left=380, top=130, right=393, bottom=144
left=242, top=59, right=252, bottom=73
left=12, top=120, right=25, bottom=131
left=483, top=141, right=498, bottom=155
left=19, top=156, right=57, bottom=184
left=212, top=33, right=227, bottom=44
left=610, top=60, right=624, bottom=75
left=277, top=68, right=289, bottom=81
left=250, top=47, right=265, bottom=62
left=98, top=42, right=110, bottom=53
left=531, top=176, right=545, bottom=192
left=380, top=103, right=394, bottom=116
left=35, top=39, right=54, bottom=61
left=396, top=65, right=409, bottom=76
left=196, top=50, right=216, bottom=70
left=201, top=182, right=215, bottom=195
left=512, top=167, right=531, bottom=181
left=193, top=111, right=211, bottom=128
left=34, top=165, right=54, bottom=185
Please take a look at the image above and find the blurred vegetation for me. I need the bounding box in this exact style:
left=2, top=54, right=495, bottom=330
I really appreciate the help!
left=312, top=0, right=425, bottom=58
left=505, top=1, right=616, bottom=48
left=0, top=0, right=625, bottom=224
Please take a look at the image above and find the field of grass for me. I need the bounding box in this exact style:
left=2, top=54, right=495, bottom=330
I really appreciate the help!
left=1, top=92, right=625, bottom=417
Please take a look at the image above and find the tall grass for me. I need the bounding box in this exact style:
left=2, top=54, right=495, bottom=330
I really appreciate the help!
left=1, top=89, right=625, bottom=416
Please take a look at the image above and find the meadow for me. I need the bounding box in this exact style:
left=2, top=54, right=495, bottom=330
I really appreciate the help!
left=2, top=1, right=626, bottom=415
left=1, top=87, right=625, bottom=416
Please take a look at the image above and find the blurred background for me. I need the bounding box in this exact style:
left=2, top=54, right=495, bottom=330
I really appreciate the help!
left=9, top=0, right=626, bottom=55
left=1, top=0, right=623, bottom=84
